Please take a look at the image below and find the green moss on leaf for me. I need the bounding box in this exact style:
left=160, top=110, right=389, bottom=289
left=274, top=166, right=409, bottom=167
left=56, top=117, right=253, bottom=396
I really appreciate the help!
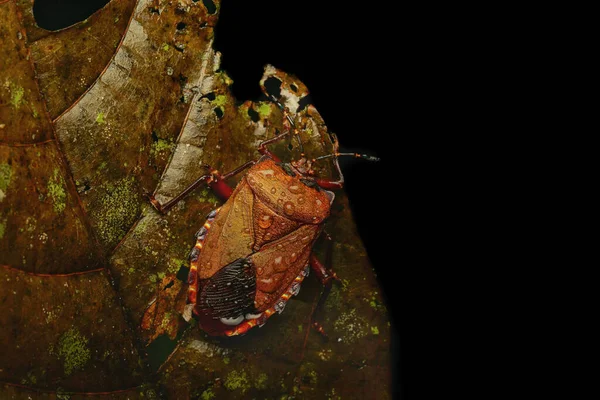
left=10, top=84, right=25, bottom=108
left=96, top=112, right=106, bottom=124
left=57, top=328, right=91, bottom=375
left=255, top=372, right=268, bottom=390
left=224, top=370, right=250, bottom=393
left=0, top=163, right=12, bottom=192
left=47, top=168, right=67, bottom=214
left=95, top=176, right=139, bottom=247
left=258, top=103, right=271, bottom=117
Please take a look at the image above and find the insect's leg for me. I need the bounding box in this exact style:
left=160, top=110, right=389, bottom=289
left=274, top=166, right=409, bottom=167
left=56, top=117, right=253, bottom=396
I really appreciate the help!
left=309, top=235, right=339, bottom=338
left=148, top=161, right=255, bottom=213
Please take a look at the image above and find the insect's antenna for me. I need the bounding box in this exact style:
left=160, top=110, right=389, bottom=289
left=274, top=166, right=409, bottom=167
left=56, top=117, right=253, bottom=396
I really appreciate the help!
left=314, top=152, right=380, bottom=163
left=268, top=95, right=305, bottom=153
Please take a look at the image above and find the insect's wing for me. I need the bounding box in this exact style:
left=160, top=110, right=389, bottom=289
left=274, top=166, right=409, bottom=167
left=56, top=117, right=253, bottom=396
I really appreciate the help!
left=249, top=223, right=321, bottom=311
left=197, top=181, right=255, bottom=279
left=198, top=258, right=256, bottom=319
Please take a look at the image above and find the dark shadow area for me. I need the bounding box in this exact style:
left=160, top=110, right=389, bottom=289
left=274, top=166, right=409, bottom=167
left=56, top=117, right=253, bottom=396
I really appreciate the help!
left=34, top=0, right=110, bottom=31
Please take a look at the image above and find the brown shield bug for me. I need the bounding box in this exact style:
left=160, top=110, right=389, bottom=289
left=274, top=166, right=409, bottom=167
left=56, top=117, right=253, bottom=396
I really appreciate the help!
left=148, top=98, right=378, bottom=337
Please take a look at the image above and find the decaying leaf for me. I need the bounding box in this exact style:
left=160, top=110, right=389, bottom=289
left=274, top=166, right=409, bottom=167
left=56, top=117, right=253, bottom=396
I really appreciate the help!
left=1, top=0, right=391, bottom=398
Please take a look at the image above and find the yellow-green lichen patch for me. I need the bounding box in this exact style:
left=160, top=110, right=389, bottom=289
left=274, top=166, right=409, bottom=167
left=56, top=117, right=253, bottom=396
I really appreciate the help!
left=217, top=71, right=234, bottom=86
left=57, top=327, right=91, bottom=376
left=371, top=326, right=380, bottom=335
left=258, top=103, right=272, bottom=118
left=0, top=163, right=12, bottom=196
left=168, top=258, right=186, bottom=274
left=212, top=94, right=228, bottom=107
left=47, top=168, right=67, bottom=214
left=151, top=138, right=175, bottom=156
left=317, top=348, right=333, bottom=361
left=254, top=372, right=268, bottom=390
left=363, top=291, right=385, bottom=311
left=201, top=388, right=216, bottom=400
left=95, top=112, right=106, bottom=124
left=224, top=370, right=251, bottom=393
left=334, top=308, right=369, bottom=344
left=162, top=43, right=170, bottom=51
left=299, top=363, right=318, bottom=386
left=9, top=83, right=25, bottom=108
left=197, top=187, right=220, bottom=207
left=95, top=176, right=140, bottom=248
left=0, top=218, right=6, bottom=239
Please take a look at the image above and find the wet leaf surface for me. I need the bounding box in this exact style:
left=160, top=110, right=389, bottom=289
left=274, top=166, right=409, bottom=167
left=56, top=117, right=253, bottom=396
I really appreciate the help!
left=1, top=0, right=391, bottom=398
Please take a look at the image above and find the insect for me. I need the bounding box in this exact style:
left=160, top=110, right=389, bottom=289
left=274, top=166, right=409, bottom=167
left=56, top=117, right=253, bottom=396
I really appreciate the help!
left=148, top=99, right=378, bottom=337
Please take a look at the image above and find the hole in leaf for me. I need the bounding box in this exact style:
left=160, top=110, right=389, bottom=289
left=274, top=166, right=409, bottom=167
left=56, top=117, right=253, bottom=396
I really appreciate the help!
left=176, top=265, right=190, bottom=282
left=202, top=0, right=217, bottom=14
left=151, top=131, right=159, bottom=142
left=147, top=334, right=182, bottom=371
left=288, top=143, right=294, bottom=150
left=264, top=77, right=282, bottom=99
left=248, top=107, right=260, bottom=122
left=176, top=22, right=187, bottom=30
left=214, top=107, right=224, bottom=119
left=290, top=84, right=298, bottom=92
left=163, top=280, right=175, bottom=290
left=297, top=95, right=312, bottom=113
left=205, top=92, right=216, bottom=101
left=34, top=0, right=111, bottom=31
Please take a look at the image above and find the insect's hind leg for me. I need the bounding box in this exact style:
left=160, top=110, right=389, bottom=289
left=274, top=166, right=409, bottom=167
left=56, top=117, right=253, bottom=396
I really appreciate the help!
left=308, top=233, right=339, bottom=338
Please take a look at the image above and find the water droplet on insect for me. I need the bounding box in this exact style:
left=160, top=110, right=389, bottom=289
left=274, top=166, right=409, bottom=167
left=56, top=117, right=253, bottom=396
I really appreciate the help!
left=288, top=184, right=301, bottom=194
left=258, top=215, right=273, bottom=229
left=277, top=199, right=284, bottom=206
left=243, top=228, right=250, bottom=234
left=258, top=182, right=263, bottom=187
left=316, top=199, right=322, bottom=206
left=270, top=187, right=277, bottom=194
left=280, top=191, right=286, bottom=197
left=277, top=244, right=283, bottom=249
left=290, top=252, right=298, bottom=262
left=248, top=177, right=256, bottom=185
left=297, top=196, right=305, bottom=204
left=283, top=201, right=295, bottom=216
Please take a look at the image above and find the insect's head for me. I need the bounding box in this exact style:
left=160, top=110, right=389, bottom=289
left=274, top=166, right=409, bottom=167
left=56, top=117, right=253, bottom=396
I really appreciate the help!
left=270, top=96, right=379, bottom=189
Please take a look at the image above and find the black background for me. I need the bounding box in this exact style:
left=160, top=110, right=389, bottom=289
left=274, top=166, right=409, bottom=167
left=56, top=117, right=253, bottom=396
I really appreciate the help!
left=34, top=1, right=402, bottom=397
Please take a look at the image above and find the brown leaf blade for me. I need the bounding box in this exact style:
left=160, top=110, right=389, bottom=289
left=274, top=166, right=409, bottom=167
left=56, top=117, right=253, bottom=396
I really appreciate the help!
left=0, top=0, right=53, bottom=143
left=0, top=267, right=145, bottom=392
left=25, top=0, right=138, bottom=119
left=0, top=144, right=102, bottom=273
left=54, top=0, right=219, bottom=251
